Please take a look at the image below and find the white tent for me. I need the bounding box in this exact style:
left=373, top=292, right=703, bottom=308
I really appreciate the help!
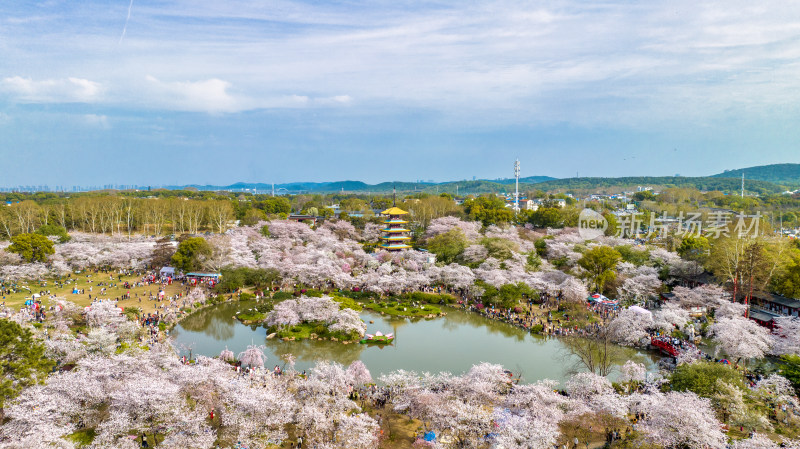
left=628, top=305, right=652, bottom=317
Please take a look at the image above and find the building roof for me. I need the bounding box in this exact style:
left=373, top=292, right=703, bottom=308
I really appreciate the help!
left=749, top=310, right=776, bottom=323
left=381, top=207, right=409, bottom=215
left=752, top=291, right=800, bottom=309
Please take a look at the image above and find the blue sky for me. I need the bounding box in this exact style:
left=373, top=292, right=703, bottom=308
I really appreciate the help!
left=2, top=0, right=800, bottom=187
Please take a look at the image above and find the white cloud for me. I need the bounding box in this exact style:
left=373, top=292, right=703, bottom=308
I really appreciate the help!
left=1, top=76, right=103, bottom=103
left=3, top=1, right=800, bottom=124
left=144, top=76, right=239, bottom=113
left=82, top=114, right=109, bottom=129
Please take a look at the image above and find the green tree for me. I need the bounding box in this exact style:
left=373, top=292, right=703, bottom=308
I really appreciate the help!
left=0, top=319, right=55, bottom=416
left=35, top=224, right=71, bottom=243
left=240, top=208, right=267, bottom=226
left=616, top=245, right=650, bottom=266
left=427, top=228, right=468, bottom=265
left=481, top=237, right=518, bottom=260
left=779, top=355, right=800, bottom=396
left=6, top=233, right=55, bottom=263
left=677, top=235, right=711, bottom=263
left=171, top=237, right=212, bottom=272
left=603, top=212, right=619, bottom=237
left=529, top=207, right=562, bottom=228
left=577, top=246, right=622, bottom=293
left=669, top=362, right=745, bottom=398
left=772, top=253, right=800, bottom=299
left=463, top=196, right=514, bottom=226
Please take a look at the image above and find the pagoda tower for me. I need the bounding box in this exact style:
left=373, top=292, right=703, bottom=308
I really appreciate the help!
left=380, top=206, right=411, bottom=251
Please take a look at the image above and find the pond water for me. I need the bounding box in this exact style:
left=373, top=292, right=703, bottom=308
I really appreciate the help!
left=170, top=300, right=658, bottom=384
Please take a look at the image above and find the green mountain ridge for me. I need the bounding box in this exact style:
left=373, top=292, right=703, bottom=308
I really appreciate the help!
left=169, top=163, right=799, bottom=195
left=711, top=163, right=800, bottom=186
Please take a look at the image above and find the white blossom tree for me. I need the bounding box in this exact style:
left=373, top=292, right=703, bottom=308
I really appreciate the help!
left=709, top=316, right=773, bottom=363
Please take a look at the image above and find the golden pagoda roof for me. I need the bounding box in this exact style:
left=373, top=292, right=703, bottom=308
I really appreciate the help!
left=381, top=207, right=409, bottom=215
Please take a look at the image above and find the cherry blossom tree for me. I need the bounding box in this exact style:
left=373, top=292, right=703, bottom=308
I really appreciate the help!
left=185, top=287, right=207, bottom=307
left=607, top=307, right=653, bottom=346
left=771, top=316, right=800, bottom=356
left=716, top=300, right=749, bottom=319
left=709, top=316, right=773, bottom=363
left=672, top=284, right=728, bottom=310
left=731, top=434, right=780, bottom=449
left=462, top=244, right=488, bottom=263
left=619, top=273, right=662, bottom=303
left=333, top=413, right=380, bottom=449
left=633, top=391, right=727, bottom=449
left=219, top=347, right=235, bottom=362
left=346, top=360, right=373, bottom=387
left=425, top=216, right=482, bottom=242
left=620, top=360, right=647, bottom=383
left=652, top=302, right=690, bottom=332
left=238, top=344, right=266, bottom=369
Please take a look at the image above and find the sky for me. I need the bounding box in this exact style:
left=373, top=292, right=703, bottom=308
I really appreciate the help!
left=2, top=0, right=800, bottom=187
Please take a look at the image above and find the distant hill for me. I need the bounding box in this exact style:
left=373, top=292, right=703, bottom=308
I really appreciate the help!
left=479, top=175, right=557, bottom=185
left=524, top=176, right=785, bottom=195
left=711, top=163, right=800, bottom=186
left=168, top=171, right=791, bottom=196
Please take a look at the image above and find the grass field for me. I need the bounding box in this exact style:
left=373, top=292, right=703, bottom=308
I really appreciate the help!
left=2, top=272, right=195, bottom=315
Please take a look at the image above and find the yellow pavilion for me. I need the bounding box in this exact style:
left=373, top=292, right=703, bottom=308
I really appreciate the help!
left=380, top=206, right=412, bottom=251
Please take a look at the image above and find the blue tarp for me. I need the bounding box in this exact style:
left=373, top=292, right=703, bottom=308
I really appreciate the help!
left=424, top=431, right=436, bottom=442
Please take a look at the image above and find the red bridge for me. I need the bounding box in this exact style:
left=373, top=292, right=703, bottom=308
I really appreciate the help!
left=650, top=337, right=681, bottom=357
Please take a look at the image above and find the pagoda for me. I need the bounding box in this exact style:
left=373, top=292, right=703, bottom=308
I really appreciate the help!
left=380, top=206, right=411, bottom=251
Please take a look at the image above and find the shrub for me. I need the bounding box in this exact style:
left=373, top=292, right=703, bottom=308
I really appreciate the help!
left=405, top=292, right=455, bottom=304
left=273, top=292, right=293, bottom=300
left=668, top=362, right=745, bottom=397
left=531, top=324, right=544, bottom=334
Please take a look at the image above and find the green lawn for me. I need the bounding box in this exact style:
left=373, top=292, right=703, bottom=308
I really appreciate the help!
left=2, top=273, right=190, bottom=314
left=362, top=301, right=442, bottom=318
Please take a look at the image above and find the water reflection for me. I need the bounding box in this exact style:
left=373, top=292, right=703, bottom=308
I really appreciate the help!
left=265, top=338, right=365, bottom=366
left=177, top=302, right=239, bottom=340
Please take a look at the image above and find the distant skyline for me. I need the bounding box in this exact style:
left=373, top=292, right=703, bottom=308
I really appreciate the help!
left=2, top=1, right=800, bottom=187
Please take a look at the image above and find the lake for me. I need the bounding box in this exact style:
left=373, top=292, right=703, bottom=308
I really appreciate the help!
left=170, top=300, right=658, bottom=383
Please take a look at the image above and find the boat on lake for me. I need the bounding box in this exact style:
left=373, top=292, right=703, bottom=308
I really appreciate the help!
left=360, top=331, right=394, bottom=345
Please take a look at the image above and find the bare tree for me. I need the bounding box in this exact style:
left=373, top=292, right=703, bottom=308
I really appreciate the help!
left=560, top=328, right=626, bottom=377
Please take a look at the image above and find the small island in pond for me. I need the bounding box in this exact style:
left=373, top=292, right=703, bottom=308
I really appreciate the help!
left=264, top=296, right=367, bottom=342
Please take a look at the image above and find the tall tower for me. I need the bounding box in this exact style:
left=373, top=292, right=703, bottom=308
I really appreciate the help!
left=514, top=159, right=520, bottom=213
left=741, top=173, right=745, bottom=198
left=380, top=206, right=411, bottom=251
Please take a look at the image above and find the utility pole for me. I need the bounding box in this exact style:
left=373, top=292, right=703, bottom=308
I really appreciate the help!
left=271, top=183, right=275, bottom=197
left=514, top=159, right=520, bottom=214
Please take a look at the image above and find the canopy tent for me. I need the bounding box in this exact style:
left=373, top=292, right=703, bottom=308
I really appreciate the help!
left=588, top=293, right=619, bottom=308
left=160, top=267, right=176, bottom=277
left=588, top=293, right=610, bottom=302
left=628, top=305, right=653, bottom=317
